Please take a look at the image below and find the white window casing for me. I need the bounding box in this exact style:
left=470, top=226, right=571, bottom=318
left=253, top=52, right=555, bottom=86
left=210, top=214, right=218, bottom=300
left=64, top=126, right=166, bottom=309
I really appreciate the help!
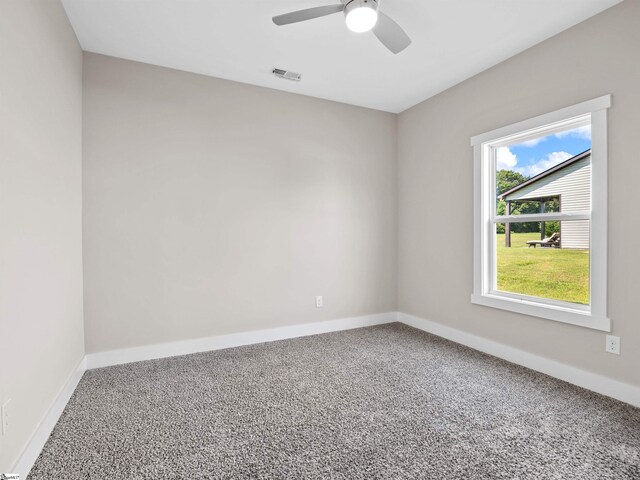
left=471, top=95, right=611, bottom=331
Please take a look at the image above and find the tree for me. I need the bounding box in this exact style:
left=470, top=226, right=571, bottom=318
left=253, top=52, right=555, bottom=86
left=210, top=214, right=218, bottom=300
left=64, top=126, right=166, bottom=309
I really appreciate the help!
left=496, top=170, right=535, bottom=232
left=496, top=170, right=529, bottom=196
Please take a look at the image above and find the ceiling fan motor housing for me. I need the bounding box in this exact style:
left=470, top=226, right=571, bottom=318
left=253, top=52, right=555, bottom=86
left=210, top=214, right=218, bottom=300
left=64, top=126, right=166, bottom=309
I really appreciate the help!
left=344, top=0, right=379, bottom=12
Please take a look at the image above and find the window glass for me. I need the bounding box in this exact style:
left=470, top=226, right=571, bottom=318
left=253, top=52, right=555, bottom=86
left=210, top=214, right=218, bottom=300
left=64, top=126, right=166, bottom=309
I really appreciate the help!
left=495, top=221, right=590, bottom=305
left=492, top=123, right=592, bottom=306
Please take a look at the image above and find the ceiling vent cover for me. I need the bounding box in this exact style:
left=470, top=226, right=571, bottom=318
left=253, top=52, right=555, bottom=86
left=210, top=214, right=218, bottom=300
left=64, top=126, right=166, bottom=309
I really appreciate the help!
left=273, top=68, right=302, bottom=81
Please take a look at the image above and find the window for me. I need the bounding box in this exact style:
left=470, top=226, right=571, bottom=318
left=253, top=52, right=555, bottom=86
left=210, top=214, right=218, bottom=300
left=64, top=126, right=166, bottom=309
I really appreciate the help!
left=471, top=96, right=610, bottom=331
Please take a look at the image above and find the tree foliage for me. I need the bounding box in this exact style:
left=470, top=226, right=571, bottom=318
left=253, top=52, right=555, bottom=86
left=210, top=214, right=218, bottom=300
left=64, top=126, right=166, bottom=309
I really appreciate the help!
left=496, top=170, right=529, bottom=196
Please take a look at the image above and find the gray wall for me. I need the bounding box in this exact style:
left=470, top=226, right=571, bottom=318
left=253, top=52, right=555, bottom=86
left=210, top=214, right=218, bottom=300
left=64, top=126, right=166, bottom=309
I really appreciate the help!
left=82, top=53, right=397, bottom=353
left=398, top=0, right=640, bottom=387
left=0, top=0, right=84, bottom=471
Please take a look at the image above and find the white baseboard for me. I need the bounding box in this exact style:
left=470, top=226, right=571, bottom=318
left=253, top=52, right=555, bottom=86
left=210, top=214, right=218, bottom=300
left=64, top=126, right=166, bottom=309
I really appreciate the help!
left=86, top=312, right=398, bottom=369
left=11, top=356, right=87, bottom=478
left=398, top=312, right=640, bottom=408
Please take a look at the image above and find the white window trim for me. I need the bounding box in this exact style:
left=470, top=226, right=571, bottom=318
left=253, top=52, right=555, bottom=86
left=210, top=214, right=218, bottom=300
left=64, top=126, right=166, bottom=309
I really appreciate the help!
left=471, top=95, right=611, bottom=332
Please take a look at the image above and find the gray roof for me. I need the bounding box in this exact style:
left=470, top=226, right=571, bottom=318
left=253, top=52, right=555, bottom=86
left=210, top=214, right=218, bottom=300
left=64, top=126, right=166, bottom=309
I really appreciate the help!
left=498, top=149, right=591, bottom=200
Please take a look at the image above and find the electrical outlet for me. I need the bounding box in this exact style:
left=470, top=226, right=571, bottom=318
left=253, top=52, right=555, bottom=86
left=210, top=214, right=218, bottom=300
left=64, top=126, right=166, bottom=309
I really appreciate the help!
left=315, top=295, right=323, bottom=308
left=605, top=335, right=620, bottom=355
left=1, top=399, right=10, bottom=436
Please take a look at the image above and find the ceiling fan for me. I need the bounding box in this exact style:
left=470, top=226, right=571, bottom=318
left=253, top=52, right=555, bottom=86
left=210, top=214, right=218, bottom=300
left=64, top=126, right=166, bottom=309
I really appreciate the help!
left=272, top=0, right=411, bottom=54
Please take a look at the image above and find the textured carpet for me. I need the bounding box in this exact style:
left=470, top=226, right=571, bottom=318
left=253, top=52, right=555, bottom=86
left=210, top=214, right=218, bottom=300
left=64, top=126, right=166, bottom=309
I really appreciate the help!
left=29, top=323, right=640, bottom=479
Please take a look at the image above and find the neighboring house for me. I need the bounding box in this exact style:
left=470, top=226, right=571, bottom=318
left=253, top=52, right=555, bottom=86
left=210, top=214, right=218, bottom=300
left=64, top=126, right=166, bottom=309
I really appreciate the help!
left=499, top=149, right=591, bottom=249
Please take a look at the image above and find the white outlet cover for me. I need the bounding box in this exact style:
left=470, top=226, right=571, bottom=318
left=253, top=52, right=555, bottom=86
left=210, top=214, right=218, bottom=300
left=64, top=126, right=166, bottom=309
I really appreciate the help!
left=315, top=296, right=323, bottom=308
left=605, top=335, right=620, bottom=355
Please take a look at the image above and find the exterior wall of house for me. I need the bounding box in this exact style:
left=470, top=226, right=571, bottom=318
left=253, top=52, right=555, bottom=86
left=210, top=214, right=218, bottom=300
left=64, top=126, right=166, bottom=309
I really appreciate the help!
left=505, top=156, right=590, bottom=249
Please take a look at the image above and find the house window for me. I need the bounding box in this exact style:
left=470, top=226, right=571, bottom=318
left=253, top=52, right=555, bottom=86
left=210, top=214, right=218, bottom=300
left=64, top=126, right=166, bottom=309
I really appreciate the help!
left=471, top=96, right=610, bottom=331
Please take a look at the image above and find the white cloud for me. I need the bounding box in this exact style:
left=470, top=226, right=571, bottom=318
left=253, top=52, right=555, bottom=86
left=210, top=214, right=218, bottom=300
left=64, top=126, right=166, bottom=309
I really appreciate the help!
left=518, top=137, right=545, bottom=148
left=516, top=151, right=573, bottom=177
left=555, top=125, right=592, bottom=141
left=496, top=146, right=517, bottom=170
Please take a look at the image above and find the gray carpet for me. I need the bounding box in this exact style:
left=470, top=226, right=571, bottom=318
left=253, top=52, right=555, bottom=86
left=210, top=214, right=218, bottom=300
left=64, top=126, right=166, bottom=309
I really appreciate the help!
left=29, top=323, right=640, bottom=479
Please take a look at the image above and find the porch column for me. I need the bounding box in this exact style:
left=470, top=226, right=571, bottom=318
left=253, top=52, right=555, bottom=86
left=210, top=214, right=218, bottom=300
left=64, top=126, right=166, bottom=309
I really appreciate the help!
left=505, top=200, right=511, bottom=247
left=540, top=201, right=546, bottom=240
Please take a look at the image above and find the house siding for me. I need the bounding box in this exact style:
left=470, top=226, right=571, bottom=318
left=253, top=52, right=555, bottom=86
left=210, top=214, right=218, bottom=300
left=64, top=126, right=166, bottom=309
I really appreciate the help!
left=505, top=155, right=590, bottom=249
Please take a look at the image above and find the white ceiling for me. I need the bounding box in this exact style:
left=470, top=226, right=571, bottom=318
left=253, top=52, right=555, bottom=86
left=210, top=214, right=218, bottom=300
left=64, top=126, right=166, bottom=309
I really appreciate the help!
left=62, top=0, right=620, bottom=113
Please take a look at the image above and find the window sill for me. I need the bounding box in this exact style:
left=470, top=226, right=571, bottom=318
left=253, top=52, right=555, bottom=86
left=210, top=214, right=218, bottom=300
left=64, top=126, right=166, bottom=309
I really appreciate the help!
left=470, top=293, right=610, bottom=332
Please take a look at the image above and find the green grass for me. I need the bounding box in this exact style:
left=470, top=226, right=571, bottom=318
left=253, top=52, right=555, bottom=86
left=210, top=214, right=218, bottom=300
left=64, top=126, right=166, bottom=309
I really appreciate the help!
left=496, top=232, right=589, bottom=305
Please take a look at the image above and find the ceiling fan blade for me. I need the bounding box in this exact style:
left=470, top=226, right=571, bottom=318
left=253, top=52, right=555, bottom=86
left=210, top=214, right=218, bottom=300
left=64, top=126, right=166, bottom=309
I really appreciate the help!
left=272, top=4, right=344, bottom=26
left=372, top=11, right=411, bottom=54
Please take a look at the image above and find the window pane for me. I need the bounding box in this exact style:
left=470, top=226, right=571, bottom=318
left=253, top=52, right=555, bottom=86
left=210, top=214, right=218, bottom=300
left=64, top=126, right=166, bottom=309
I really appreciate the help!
left=496, top=125, right=592, bottom=215
left=495, top=221, right=590, bottom=305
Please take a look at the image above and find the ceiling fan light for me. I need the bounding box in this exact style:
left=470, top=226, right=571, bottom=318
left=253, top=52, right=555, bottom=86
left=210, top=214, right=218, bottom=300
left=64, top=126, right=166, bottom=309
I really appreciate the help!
left=344, top=0, right=378, bottom=33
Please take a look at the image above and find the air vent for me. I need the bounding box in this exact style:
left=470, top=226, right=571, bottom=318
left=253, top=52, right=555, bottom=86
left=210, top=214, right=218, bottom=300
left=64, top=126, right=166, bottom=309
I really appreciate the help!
left=273, top=68, right=302, bottom=82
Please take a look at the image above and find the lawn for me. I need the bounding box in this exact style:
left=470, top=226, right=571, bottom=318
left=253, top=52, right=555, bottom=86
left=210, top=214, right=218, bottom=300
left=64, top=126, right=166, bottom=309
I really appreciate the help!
left=496, top=232, right=589, bottom=305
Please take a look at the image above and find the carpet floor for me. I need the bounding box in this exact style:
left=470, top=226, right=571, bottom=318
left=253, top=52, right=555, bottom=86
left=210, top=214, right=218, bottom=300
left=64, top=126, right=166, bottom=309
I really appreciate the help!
left=28, top=323, right=640, bottom=479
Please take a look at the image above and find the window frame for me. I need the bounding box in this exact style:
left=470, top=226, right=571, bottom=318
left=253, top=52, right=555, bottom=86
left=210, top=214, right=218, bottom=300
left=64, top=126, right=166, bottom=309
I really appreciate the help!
left=470, top=95, right=611, bottom=331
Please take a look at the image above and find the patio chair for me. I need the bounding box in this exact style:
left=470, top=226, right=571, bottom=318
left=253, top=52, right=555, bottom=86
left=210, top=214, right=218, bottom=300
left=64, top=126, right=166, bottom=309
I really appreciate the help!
left=526, top=232, right=560, bottom=248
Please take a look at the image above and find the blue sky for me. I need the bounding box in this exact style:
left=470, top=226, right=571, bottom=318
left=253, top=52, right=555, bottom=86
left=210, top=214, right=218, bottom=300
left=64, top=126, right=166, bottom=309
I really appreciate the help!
left=497, top=125, right=591, bottom=177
